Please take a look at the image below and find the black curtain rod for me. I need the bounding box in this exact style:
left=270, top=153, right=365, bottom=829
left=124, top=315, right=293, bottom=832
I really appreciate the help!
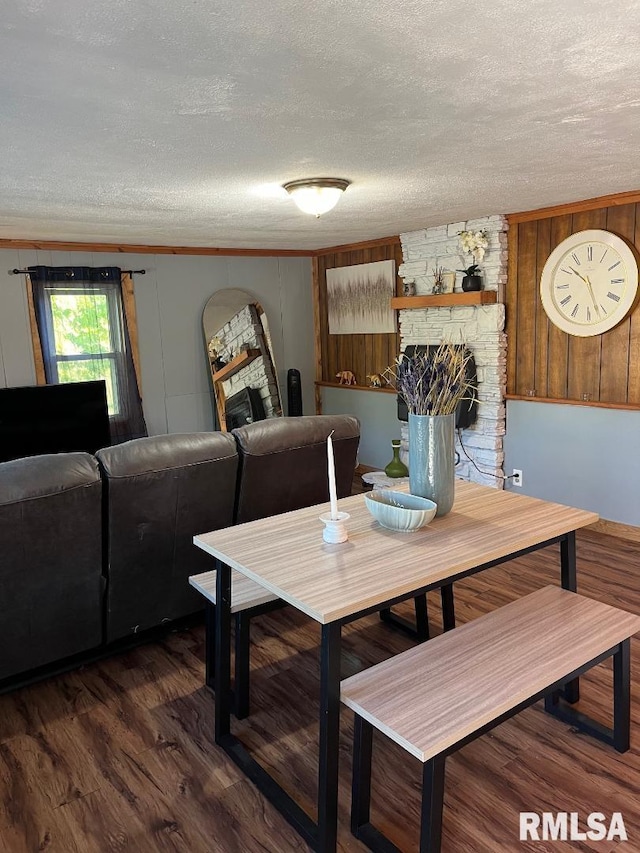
left=10, top=268, right=146, bottom=275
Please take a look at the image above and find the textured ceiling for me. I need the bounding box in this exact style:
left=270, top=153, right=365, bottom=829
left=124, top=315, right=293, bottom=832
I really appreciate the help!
left=1, top=0, right=640, bottom=250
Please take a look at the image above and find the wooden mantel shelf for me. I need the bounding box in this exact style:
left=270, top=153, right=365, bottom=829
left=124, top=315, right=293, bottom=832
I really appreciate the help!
left=211, top=348, right=261, bottom=383
left=391, top=292, right=497, bottom=309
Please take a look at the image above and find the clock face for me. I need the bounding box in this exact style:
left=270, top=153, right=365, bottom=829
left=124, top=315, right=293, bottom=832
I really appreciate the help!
left=540, top=229, right=638, bottom=337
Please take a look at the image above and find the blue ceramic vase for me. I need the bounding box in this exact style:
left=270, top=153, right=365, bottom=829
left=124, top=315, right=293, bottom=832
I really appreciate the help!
left=408, top=412, right=455, bottom=517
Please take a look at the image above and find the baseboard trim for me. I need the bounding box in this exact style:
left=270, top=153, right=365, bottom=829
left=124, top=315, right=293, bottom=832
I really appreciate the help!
left=585, top=518, right=640, bottom=543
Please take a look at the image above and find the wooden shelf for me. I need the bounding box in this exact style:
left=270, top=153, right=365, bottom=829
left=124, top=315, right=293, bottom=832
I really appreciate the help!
left=211, top=348, right=261, bottom=383
left=315, top=381, right=396, bottom=394
left=505, top=393, right=640, bottom=412
left=391, top=292, right=498, bottom=309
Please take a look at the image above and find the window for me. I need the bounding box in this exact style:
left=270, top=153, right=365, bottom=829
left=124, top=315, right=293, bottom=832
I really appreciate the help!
left=28, top=266, right=147, bottom=444
left=44, top=287, right=122, bottom=415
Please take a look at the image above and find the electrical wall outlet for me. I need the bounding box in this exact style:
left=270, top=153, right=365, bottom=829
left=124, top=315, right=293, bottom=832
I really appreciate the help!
left=512, top=468, right=523, bottom=487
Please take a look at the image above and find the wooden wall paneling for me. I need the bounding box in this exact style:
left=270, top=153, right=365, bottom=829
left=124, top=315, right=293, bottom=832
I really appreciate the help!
left=507, top=190, right=640, bottom=409
left=514, top=220, right=538, bottom=396
left=325, top=255, right=340, bottom=383
left=312, top=257, right=323, bottom=412
left=566, top=209, right=607, bottom=401
left=628, top=202, right=640, bottom=404
left=316, top=255, right=327, bottom=382
left=546, top=215, right=572, bottom=399
left=506, top=224, right=519, bottom=395
left=533, top=218, right=551, bottom=398
left=364, top=333, right=375, bottom=385
left=316, top=238, right=402, bottom=392
left=600, top=204, right=636, bottom=402
left=312, top=256, right=322, bottom=384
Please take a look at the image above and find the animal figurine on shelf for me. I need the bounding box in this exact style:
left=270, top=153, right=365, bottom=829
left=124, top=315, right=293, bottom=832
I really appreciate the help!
left=366, top=373, right=385, bottom=388
left=335, top=370, right=357, bottom=385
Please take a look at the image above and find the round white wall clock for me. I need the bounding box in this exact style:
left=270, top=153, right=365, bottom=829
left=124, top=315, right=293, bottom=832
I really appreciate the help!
left=539, top=229, right=639, bottom=336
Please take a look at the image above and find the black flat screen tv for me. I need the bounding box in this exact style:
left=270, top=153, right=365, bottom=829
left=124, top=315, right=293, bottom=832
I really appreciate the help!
left=0, top=380, right=111, bottom=463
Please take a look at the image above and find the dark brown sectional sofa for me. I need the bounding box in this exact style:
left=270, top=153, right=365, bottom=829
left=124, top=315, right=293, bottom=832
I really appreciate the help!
left=0, top=415, right=359, bottom=688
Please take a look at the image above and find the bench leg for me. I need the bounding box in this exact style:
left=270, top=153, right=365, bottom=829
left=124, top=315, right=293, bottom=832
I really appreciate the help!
left=234, top=612, right=251, bottom=720
left=351, top=715, right=373, bottom=834
left=441, top=584, right=455, bottom=632
left=560, top=532, right=579, bottom=704
left=205, top=601, right=216, bottom=689
left=420, top=755, right=446, bottom=853
left=613, top=639, right=631, bottom=753
left=545, top=640, right=631, bottom=753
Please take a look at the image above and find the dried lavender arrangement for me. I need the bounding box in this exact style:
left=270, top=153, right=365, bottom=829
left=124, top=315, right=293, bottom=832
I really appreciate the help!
left=386, top=341, right=473, bottom=416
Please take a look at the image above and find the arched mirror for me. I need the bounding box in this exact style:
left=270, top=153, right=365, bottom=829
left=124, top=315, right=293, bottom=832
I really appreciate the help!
left=203, top=289, right=283, bottom=431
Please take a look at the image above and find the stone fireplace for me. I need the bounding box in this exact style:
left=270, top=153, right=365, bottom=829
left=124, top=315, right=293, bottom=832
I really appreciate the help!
left=398, top=215, right=508, bottom=486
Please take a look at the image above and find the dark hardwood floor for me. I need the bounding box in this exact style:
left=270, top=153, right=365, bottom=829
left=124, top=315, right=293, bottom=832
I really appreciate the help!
left=1, top=493, right=639, bottom=850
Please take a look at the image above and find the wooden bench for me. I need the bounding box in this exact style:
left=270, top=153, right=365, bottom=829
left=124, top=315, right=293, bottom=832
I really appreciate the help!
left=341, top=585, right=640, bottom=853
left=189, top=569, right=281, bottom=718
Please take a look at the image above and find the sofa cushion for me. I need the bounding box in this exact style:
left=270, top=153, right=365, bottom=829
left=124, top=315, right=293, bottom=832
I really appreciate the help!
left=96, top=432, right=238, bottom=642
left=232, top=414, right=360, bottom=524
left=0, top=452, right=103, bottom=681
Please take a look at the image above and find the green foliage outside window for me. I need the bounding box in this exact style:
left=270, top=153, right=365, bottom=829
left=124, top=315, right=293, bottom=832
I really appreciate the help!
left=49, top=292, right=119, bottom=415
left=50, top=293, right=111, bottom=354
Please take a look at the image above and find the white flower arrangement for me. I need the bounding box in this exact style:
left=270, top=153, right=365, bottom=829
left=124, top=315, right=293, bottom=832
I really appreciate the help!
left=458, top=229, right=489, bottom=264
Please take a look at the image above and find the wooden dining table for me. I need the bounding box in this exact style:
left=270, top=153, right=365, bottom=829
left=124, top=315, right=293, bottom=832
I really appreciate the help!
left=193, top=480, right=598, bottom=853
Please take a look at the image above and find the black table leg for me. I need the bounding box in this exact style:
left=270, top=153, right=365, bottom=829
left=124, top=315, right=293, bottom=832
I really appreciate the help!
left=420, top=755, right=446, bottom=853
left=205, top=600, right=216, bottom=689
left=214, top=558, right=232, bottom=742
left=317, top=621, right=342, bottom=853
left=613, top=639, right=631, bottom=753
left=561, top=531, right=577, bottom=592
left=234, top=612, right=251, bottom=719
left=560, top=531, right=580, bottom=703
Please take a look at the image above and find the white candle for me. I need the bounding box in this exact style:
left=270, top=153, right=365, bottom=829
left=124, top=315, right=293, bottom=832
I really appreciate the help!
left=327, top=431, right=339, bottom=520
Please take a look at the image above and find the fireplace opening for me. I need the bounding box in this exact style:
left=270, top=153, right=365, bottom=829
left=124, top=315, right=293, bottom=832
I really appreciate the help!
left=396, top=345, right=478, bottom=429
left=225, top=387, right=266, bottom=430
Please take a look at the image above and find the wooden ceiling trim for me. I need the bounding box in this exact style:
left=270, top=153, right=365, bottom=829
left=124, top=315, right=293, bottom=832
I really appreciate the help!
left=508, top=189, right=640, bottom=224
left=0, top=238, right=314, bottom=257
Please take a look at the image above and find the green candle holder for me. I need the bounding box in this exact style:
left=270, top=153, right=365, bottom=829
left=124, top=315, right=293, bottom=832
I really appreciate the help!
left=384, top=439, right=409, bottom=478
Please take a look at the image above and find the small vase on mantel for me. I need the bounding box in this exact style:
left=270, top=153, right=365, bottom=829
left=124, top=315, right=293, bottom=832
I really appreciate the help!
left=408, top=412, right=455, bottom=516
left=384, top=439, right=409, bottom=478
left=461, top=274, right=482, bottom=292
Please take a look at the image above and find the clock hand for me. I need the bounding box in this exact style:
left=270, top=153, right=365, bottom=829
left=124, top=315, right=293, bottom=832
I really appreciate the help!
left=568, top=266, right=601, bottom=318
left=584, top=275, right=601, bottom=318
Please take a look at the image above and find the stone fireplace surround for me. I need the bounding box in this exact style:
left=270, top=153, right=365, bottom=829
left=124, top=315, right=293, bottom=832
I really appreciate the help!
left=398, top=215, right=508, bottom=486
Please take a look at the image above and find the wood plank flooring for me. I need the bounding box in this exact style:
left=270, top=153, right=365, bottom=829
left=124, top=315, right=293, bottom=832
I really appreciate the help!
left=1, top=512, right=639, bottom=850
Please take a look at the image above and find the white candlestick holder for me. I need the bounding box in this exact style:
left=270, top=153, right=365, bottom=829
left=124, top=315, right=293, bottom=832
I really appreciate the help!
left=320, top=511, right=350, bottom=544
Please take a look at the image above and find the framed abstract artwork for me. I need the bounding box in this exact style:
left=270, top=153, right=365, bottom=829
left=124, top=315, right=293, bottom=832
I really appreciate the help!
left=326, top=260, right=396, bottom=334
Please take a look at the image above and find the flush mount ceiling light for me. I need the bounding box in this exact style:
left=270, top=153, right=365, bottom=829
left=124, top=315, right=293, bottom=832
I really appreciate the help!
left=282, top=178, right=350, bottom=217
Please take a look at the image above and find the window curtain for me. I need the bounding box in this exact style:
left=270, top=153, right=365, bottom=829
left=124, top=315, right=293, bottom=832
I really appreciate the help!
left=29, top=265, right=147, bottom=445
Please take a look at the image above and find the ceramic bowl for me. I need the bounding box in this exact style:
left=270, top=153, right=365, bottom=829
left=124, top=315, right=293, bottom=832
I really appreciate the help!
left=364, top=489, right=437, bottom=532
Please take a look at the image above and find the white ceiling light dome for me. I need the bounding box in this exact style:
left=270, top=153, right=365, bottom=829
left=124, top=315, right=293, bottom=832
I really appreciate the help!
left=282, top=178, right=350, bottom=217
